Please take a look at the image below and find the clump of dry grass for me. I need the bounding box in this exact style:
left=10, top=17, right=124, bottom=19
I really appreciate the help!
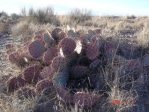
left=0, top=93, right=37, bottom=112
left=137, top=19, right=149, bottom=47
left=11, top=18, right=34, bottom=37
left=11, top=18, right=58, bottom=42
left=107, top=86, right=138, bottom=112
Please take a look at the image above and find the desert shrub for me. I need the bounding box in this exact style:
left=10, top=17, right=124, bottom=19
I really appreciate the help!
left=21, top=7, right=27, bottom=17
left=34, top=7, right=56, bottom=24
left=23, top=7, right=60, bottom=26
left=69, top=8, right=92, bottom=25
left=0, top=11, right=8, bottom=22
left=11, top=13, right=20, bottom=20
left=126, top=15, right=136, bottom=19
left=28, top=7, right=34, bottom=16
left=0, top=11, right=8, bottom=18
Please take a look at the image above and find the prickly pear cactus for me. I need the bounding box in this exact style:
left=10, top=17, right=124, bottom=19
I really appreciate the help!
left=7, top=27, right=149, bottom=111
left=51, top=56, right=66, bottom=71
left=103, top=40, right=118, bottom=63
left=78, top=56, right=91, bottom=66
left=70, top=65, right=89, bottom=79
left=6, top=76, right=26, bottom=92
left=43, top=47, right=58, bottom=65
left=43, top=32, right=55, bottom=48
left=89, top=59, right=101, bottom=71
left=51, top=28, right=62, bottom=44
left=55, top=85, right=73, bottom=104
left=85, top=43, right=99, bottom=60
left=9, top=51, right=29, bottom=67
left=58, top=31, right=67, bottom=40
left=23, top=64, right=42, bottom=84
left=65, top=51, right=79, bottom=67
left=28, top=40, right=46, bottom=59
left=36, top=79, right=53, bottom=93
left=33, top=31, right=45, bottom=45
left=67, top=77, right=92, bottom=91
left=59, top=38, right=76, bottom=56
left=68, top=29, right=76, bottom=38
left=40, top=66, right=55, bottom=79
left=53, top=71, right=69, bottom=87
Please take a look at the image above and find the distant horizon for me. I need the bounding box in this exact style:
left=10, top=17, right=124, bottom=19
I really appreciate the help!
left=1, top=0, right=149, bottom=16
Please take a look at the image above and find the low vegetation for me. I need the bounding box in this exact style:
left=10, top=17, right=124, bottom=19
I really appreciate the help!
left=0, top=7, right=149, bottom=112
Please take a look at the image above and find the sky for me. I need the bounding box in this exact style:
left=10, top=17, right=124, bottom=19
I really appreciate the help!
left=0, top=0, right=149, bottom=16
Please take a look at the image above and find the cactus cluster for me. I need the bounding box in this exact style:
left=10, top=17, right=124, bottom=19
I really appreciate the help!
left=5, top=27, right=149, bottom=110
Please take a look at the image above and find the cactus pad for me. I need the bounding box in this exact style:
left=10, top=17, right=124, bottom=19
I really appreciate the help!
left=40, top=66, right=55, bottom=79
left=43, top=32, right=55, bottom=48
left=6, top=76, right=26, bottom=92
left=23, top=64, right=42, bottom=84
left=51, top=28, right=62, bottom=44
left=43, top=47, right=58, bottom=65
left=58, top=31, right=67, bottom=40
left=55, top=86, right=73, bottom=104
left=53, top=71, right=69, bottom=87
left=28, top=40, right=46, bottom=59
left=85, top=43, right=99, bottom=60
left=51, top=56, right=66, bottom=71
left=59, top=38, right=76, bottom=56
